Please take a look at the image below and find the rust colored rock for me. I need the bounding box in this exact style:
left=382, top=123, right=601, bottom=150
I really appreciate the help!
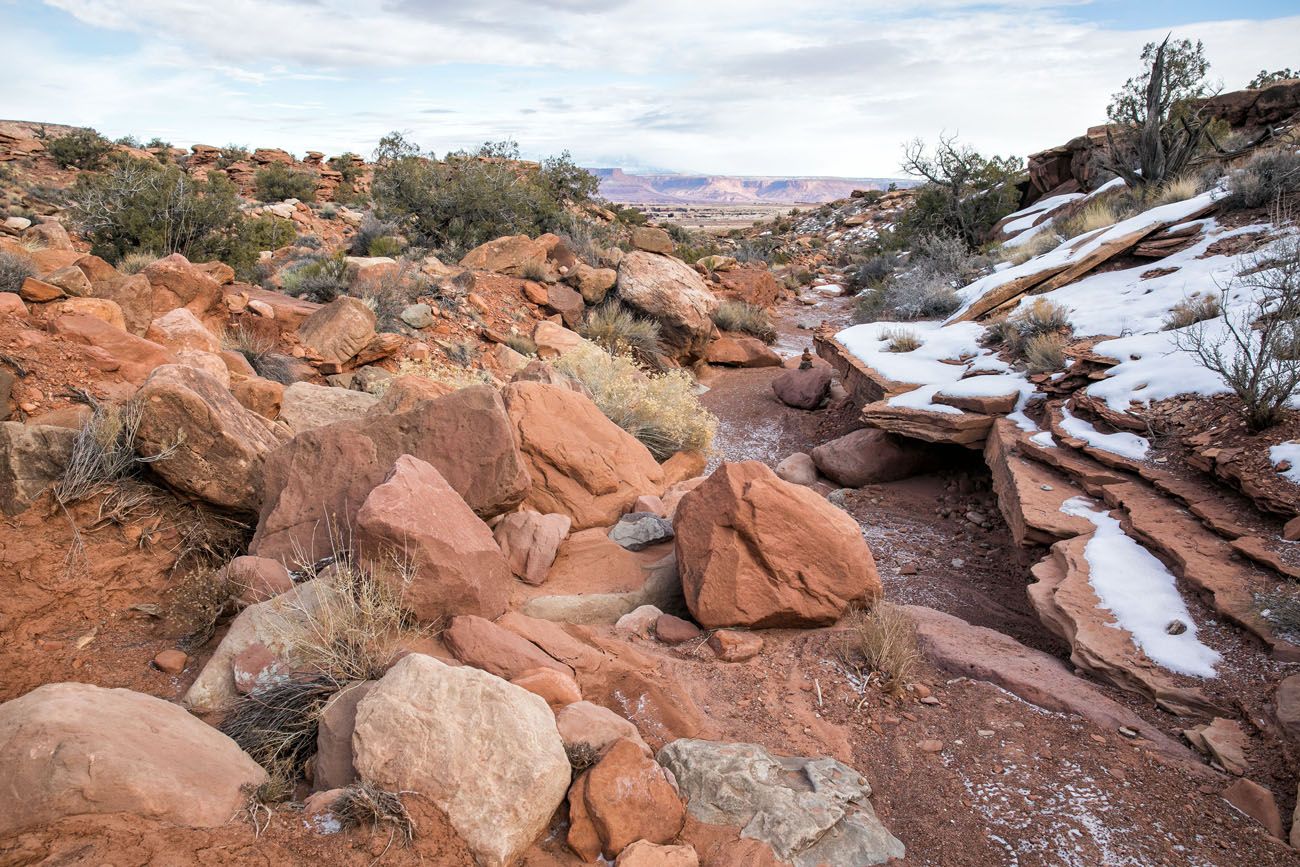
left=708, top=629, right=764, bottom=662
left=546, top=282, right=585, bottom=328
left=52, top=314, right=174, bottom=384
left=1275, top=674, right=1300, bottom=746
left=493, top=509, right=572, bottom=585
left=0, top=682, right=266, bottom=836
left=616, top=841, right=699, bottom=867
left=567, top=263, right=617, bottom=304
left=443, top=614, right=571, bottom=681
left=57, top=297, right=125, bottom=331
left=91, top=272, right=153, bottom=335
left=374, top=374, right=454, bottom=413
left=504, top=381, right=664, bottom=529
left=811, top=427, right=938, bottom=488
left=630, top=226, right=674, bottom=255
left=555, top=700, right=652, bottom=760
left=232, top=377, right=284, bottom=420
left=41, top=265, right=93, bottom=298
left=356, top=455, right=514, bottom=622
left=716, top=267, right=780, bottom=308
left=567, top=737, right=686, bottom=860
left=145, top=307, right=221, bottom=353
left=706, top=334, right=782, bottom=368
left=18, top=276, right=64, bottom=302
left=252, top=385, right=530, bottom=562
left=135, top=364, right=283, bottom=512
left=771, top=366, right=833, bottom=410
left=510, top=667, right=582, bottom=708
left=222, top=555, right=293, bottom=606
left=459, top=234, right=549, bottom=276
left=1222, top=778, right=1283, bottom=839
left=313, top=681, right=376, bottom=791
left=655, top=613, right=702, bottom=644
left=296, top=296, right=376, bottom=365
left=616, top=251, right=718, bottom=363
left=675, top=461, right=881, bottom=628
left=152, top=649, right=188, bottom=674
left=141, top=253, right=223, bottom=319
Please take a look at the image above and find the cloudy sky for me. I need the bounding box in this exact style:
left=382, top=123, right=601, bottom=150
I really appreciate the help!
left=3, top=1, right=1297, bottom=177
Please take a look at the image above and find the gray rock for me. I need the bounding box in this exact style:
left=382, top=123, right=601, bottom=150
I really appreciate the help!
left=401, top=303, right=435, bottom=329
left=0, top=422, right=77, bottom=515
left=279, top=381, right=379, bottom=433
left=656, top=739, right=904, bottom=865
left=608, top=512, right=675, bottom=551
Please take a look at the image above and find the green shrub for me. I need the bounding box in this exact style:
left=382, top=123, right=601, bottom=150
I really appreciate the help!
left=47, top=128, right=114, bottom=169
left=615, top=207, right=649, bottom=226
left=365, top=236, right=401, bottom=258
left=554, top=343, right=717, bottom=460
left=1223, top=150, right=1300, bottom=211
left=217, top=145, right=249, bottom=169
left=371, top=133, right=599, bottom=258
left=713, top=300, right=776, bottom=343
left=69, top=156, right=244, bottom=264
left=223, top=216, right=297, bottom=281
left=855, top=234, right=982, bottom=322
left=254, top=163, right=318, bottom=203
left=898, top=136, right=1023, bottom=248
left=581, top=301, right=662, bottom=359
left=327, top=152, right=366, bottom=205
left=846, top=253, right=900, bottom=294
left=0, top=251, right=35, bottom=293
left=355, top=266, right=427, bottom=333
left=1249, top=69, right=1299, bottom=89
left=280, top=253, right=349, bottom=302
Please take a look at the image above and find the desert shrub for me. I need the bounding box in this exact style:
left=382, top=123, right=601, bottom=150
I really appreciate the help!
left=845, top=253, right=900, bottom=294
left=733, top=237, right=784, bottom=266
left=1256, top=588, right=1300, bottom=638
left=220, top=676, right=338, bottom=780
left=833, top=602, right=921, bottom=695
left=581, top=301, right=662, bottom=359
left=254, top=163, right=318, bottom=203
left=117, top=250, right=157, bottom=274
left=712, top=300, right=776, bottom=343
left=47, top=127, right=114, bottom=169
left=331, top=783, right=415, bottom=843
left=855, top=234, right=979, bottom=323
left=1163, top=294, right=1221, bottom=330
left=224, top=324, right=297, bottom=384
left=558, top=215, right=620, bottom=268
left=1148, top=174, right=1205, bottom=207
left=168, top=565, right=236, bottom=651
left=1249, top=69, right=1299, bottom=89
left=367, top=235, right=404, bottom=258
left=505, top=334, right=537, bottom=357
left=280, top=253, right=349, bottom=302
left=1175, top=234, right=1300, bottom=430
left=69, top=156, right=243, bottom=263
left=217, top=145, right=249, bottom=169
left=667, top=224, right=721, bottom=264
left=1054, top=196, right=1127, bottom=240
left=519, top=261, right=549, bottom=282
left=349, top=215, right=397, bottom=257
left=1001, top=229, right=1063, bottom=265
left=554, top=343, right=717, bottom=460
left=1024, top=332, right=1067, bottom=373
left=1015, top=298, right=1071, bottom=338
left=54, top=398, right=153, bottom=505
left=355, top=265, right=427, bottom=333
left=1223, top=151, right=1300, bottom=211
left=223, top=216, right=297, bottom=282
left=328, top=152, right=366, bottom=205
left=371, top=133, right=598, bottom=258
left=375, top=358, right=493, bottom=393
left=882, top=326, right=921, bottom=353
left=615, top=206, right=648, bottom=226
left=0, top=251, right=34, bottom=293
left=898, top=135, right=1023, bottom=248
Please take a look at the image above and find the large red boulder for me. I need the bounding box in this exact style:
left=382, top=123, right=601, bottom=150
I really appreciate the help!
left=616, top=251, right=718, bottom=363
left=811, top=427, right=937, bottom=487
left=674, top=461, right=880, bottom=628
left=567, top=737, right=686, bottom=861
left=356, top=455, right=514, bottom=621
left=252, top=385, right=530, bottom=562
left=443, top=614, right=571, bottom=681
left=503, top=381, right=664, bottom=530
left=296, top=296, right=376, bottom=365
left=135, top=364, right=284, bottom=512
left=141, top=253, right=223, bottom=320
left=51, top=314, right=174, bottom=384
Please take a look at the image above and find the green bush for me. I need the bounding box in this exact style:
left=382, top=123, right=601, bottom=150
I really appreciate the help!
left=855, top=234, right=985, bottom=322
left=898, top=136, right=1022, bottom=248
left=255, top=163, right=318, bottom=202
left=47, top=128, right=114, bottom=170
left=328, top=152, right=366, bottom=205
left=1223, top=151, right=1300, bottom=211
left=217, top=145, right=249, bottom=169
left=370, top=133, right=600, bottom=258
left=280, top=253, right=349, bottom=302
left=582, top=301, right=662, bottom=359
left=367, top=235, right=404, bottom=258
left=0, top=251, right=35, bottom=293
left=222, top=216, right=298, bottom=281
left=69, top=156, right=243, bottom=263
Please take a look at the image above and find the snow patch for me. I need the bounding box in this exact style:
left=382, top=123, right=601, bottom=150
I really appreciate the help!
left=1270, top=441, right=1300, bottom=484
left=1059, top=406, right=1149, bottom=460
left=1058, top=497, right=1221, bottom=678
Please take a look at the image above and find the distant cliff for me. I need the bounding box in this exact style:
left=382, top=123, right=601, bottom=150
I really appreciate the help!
left=592, top=167, right=913, bottom=205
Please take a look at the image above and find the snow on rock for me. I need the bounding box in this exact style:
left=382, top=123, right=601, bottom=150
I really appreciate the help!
left=1270, top=442, right=1300, bottom=484
left=1085, top=328, right=1232, bottom=412
left=1058, top=497, right=1221, bottom=678
left=1059, top=406, right=1149, bottom=460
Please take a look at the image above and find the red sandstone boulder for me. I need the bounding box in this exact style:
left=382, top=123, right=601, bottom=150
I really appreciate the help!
left=443, top=614, right=571, bottom=681
left=135, top=364, right=284, bottom=512
left=811, top=427, right=937, bottom=487
left=296, top=296, right=376, bottom=365
left=616, top=251, right=718, bottom=363
left=511, top=667, right=582, bottom=708
left=145, top=307, right=221, bottom=353
left=141, top=253, right=223, bottom=319
left=771, top=366, right=833, bottom=410
left=493, top=510, right=572, bottom=585
left=706, top=334, right=781, bottom=368
left=356, top=455, right=514, bottom=621
left=674, top=461, right=881, bottom=628
left=504, top=381, right=664, bottom=529
left=716, top=267, right=781, bottom=308
left=631, top=226, right=675, bottom=255
left=459, top=234, right=550, bottom=276
left=252, top=385, right=530, bottom=562
left=567, top=737, right=686, bottom=861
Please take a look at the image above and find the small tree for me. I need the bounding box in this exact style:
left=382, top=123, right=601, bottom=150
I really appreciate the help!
left=254, top=163, right=318, bottom=203
left=1249, top=69, right=1299, bottom=89
left=898, top=135, right=1022, bottom=248
left=46, top=127, right=114, bottom=170
left=1104, top=36, right=1215, bottom=191
left=1174, top=233, right=1300, bottom=431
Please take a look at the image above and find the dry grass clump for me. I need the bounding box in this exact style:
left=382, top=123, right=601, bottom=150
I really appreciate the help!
left=881, top=326, right=921, bottom=353
left=117, top=250, right=158, bottom=274
left=0, top=250, right=35, bottom=293
left=1257, top=588, right=1300, bottom=639
left=55, top=397, right=155, bottom=505
left=712, top=300, right=777, bottom=344
left=219, top=675, right=339, bottom=778
left=554, top=342, right=717, bottom=460
left=834, top=602, right=921, bottom=696
left=505, top=334, right=538, bottom=357
left=1162, top=294, right=1221, bottom=330
left=354, top=265, right=428, bottom=333
left=581, top=301, right=662, bottom=360
left=1148, top=174, right=1204, bottom=207
left=169, top=564, right=237, bottom=650
left=1001, top=229, right=1062, bottom=266
left=275, top=553, right=421, bottom=683
left=565, top=742, right=600, bottom=773
left=1055, top=196, right=1125, bottom=240
left=375, top=358, right=493, bottom=394
left=1024, top=332, right=1068, bottom=373
left=224, top=324, right=298, bottom=384
left=519, top=261, right=549, bottom=283
left=1016, top=298, right=1071, bottom=336
left=331, top=782, right=416, bottom=844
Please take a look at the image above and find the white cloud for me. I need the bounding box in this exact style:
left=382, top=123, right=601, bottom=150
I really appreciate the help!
left=11, top=1, right=1300, bottom=175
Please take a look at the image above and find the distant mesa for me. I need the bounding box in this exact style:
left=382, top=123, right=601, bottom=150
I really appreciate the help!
left=591, top=167, right=915, bottom=206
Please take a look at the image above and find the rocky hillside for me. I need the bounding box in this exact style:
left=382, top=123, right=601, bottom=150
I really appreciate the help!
left=2, top=78, right=1300, bottom=867
left=593, top=167, right=909, bottom=205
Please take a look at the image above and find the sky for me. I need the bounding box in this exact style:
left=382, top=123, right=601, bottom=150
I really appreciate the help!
left=1, top=1, right=1297, bottom=178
